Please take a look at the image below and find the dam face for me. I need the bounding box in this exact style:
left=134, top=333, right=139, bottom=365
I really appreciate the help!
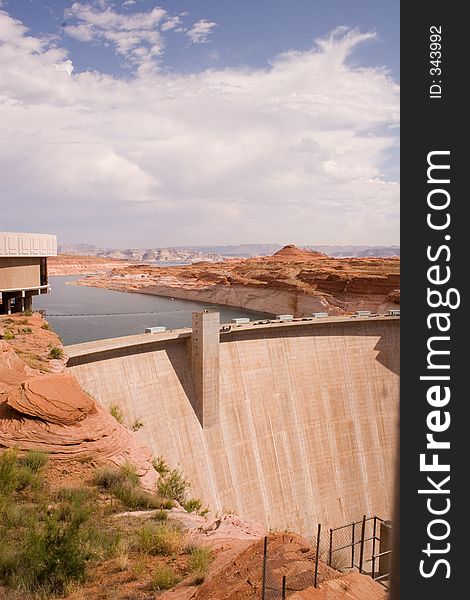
left=67, top=316, right=399, bottom=537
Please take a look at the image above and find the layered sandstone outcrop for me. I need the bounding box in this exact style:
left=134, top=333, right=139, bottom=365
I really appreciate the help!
left=72, top=245, right=400, bottom=316
left=0, top=314, right=157, bottom=487
left=48, top=253, right=131, bottom=275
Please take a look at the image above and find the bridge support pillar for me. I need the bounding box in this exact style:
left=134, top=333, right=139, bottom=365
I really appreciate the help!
left=191, top=311, right=220, bottom=428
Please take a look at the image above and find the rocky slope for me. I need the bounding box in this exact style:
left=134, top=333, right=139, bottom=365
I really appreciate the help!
left=163, top=532, right=387, bottom=600
left=72, top=245, right=400, bottom=316
left=0, top=312, right=157, bottom=487
left=48, top=253, right=131, bottom=275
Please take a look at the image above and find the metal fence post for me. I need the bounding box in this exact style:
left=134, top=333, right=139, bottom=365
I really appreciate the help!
left=282, top=575, right=287, bottom=600
left=351, top=522, right=356, bottom=568
left=328, top=528, right=333, bottom=566
left=372, top=516, right=377, bottom=579
left=358, top=515, right=366, bottom=574
left=314, top=523, right=321, bottom=588
left=261, top=536, right=268, bottom=600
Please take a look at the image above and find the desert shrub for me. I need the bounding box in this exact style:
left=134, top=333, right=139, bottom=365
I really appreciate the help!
left=152, top=456, right=170, bottom=476
left=0, top=450, right=43, bottom=496
left=0, top=506, right=92, bottom=595
left=137, top=522, right=185, bottom=556
left=132, top=419, right=144, bottom=431
left=157, top=468, right=189, bottom=505
left=41, top=322, right=50, bottom=330
left=3, top=330, right=15, bottom=340
left=0, top=545, right=18, bottom=581
left=183, top=498, right=203, bottom=514
left=21, top=328, right=32, bottom=334
left=93, top=466, right=127, bottom=490
left=56, top=486, right=95, bottom=504
left=22, top=310, right=33, bottom=317
left=113, top=481, right=162, bottom=510
left=0, top=449, right=19, bottom=495
left=114, top=539, right=130, bottom=571
left=49, top=346, right=63, bottom=359
left=19, top=450, right=49, bottom=474
left=120, top=462, right=140, bottom=486
left=109, top=404, right=124, bottom=424
left=151, top=565, right=180, bottom=591
left=93, top=465, right=161, bottom=510
left=14, top=467, right=38, bottom=492
left=188, top=545, right=214, bottom=584
left=152, top=509, right=168, bottom=522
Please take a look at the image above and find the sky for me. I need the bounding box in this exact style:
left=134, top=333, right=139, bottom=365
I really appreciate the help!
left=0, top=0, right=399, bottom=248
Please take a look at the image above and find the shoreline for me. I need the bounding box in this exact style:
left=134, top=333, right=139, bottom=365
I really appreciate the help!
left=72, top=277, right=399, bottom=318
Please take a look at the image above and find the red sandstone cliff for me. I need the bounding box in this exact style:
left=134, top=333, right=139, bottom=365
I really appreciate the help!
left=0, top=313, right=156, bottom=487
left=70, top=245, right=400, bottom=316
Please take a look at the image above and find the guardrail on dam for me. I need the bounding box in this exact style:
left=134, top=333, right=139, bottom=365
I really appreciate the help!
left=66, top=314, right=399, bottom=538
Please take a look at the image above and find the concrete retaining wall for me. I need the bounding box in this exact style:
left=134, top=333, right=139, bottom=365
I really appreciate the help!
left=67, top=318, right=399, bottom=536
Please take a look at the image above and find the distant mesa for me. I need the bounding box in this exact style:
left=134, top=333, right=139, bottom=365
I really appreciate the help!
left=268, top=244, right=327, bottom=261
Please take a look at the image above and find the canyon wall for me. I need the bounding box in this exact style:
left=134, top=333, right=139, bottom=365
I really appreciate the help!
left=138, top=282, right=397, bottom=316
left=67, top=317, right=399, bottom=537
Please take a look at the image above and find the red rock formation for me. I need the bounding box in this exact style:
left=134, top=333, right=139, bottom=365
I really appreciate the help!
left=71, top=245, right=400, bottom=316
left=48, top=253, right=131, bottom=275
left=0, top=315, right=157, bottom=488
left=176, top=533, right=386, bottom=600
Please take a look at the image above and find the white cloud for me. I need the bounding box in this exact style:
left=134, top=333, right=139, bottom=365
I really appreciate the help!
left=0, top=12, right=399, bottom=246
left=160, top=16, right=182, bottom=32
left=186, top=19, right=216, bottom=44
left=64, top=2, right=170, bottom=71
left=63, top=3, right=216, bottom=72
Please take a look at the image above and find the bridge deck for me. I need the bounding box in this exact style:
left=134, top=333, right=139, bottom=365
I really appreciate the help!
left=64, top=315, right=399, bottom=359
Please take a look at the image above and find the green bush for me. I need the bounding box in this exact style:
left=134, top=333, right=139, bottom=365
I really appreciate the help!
left=188, top=545, right=214, bottom=584
left=152, top=509, right=168, bottom=522
left=93, top=465, right=161, bottom=510
left=3, top=330, right=15, bottom=340
left=152, top=456, right=170, bottom=476
left=49, top=347, right=63, bottom=359
left=151, top=565, right=180, bottom=590
left=93, top=466, right=127, bottom=490
left=109, top=404, right=124, bottom=424
left=157, top=468, right=189, bottom=505
left=0, top=505, right=92, bottom=595
left=41, top=322, right=50, bottom=330
left=0, top=449, right=19, bottom=495
left=0, top=449, right=45, bottom=496
left=120, top=462, right=140, bottom=486
left=113, top=481, right=162, bottom=510
left=137, top=522, right=185, bottom=556
left=19, top=450, right=49, bottom=474
left=22, top=310, right=33, bottom=317
left=183, top=498, right=203, bottom=514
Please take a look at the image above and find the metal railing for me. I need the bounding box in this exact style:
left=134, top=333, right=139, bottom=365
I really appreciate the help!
left=260, top=516, right=391, bottom=598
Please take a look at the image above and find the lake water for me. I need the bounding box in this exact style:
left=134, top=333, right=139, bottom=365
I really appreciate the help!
left=34, top=276, right=271, bottom=345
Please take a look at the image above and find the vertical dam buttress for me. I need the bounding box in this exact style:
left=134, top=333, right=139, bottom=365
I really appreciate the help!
left=66, top=315, right=399, bottom=537
left=191, top=311, right=220, bottom=428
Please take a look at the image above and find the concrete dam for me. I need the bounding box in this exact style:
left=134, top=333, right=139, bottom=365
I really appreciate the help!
left=66, top=313, right=399, bottom=538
